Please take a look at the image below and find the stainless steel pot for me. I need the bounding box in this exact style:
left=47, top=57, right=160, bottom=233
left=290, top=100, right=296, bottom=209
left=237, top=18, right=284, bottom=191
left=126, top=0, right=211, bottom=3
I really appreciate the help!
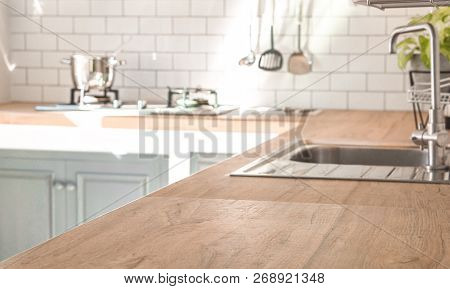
left=61, top=54, right=125, bottom=91
left=89, top=56, right=125, bottom=90
left=61, top=54, right=90, bottom=91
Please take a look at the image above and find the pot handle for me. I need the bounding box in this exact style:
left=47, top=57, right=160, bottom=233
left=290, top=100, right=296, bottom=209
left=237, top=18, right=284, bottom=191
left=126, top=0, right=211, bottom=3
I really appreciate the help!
left=60, top=58, right=71, bottom=64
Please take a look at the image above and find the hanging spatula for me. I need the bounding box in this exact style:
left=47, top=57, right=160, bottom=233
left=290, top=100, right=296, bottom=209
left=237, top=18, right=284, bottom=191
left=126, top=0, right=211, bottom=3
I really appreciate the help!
left=258, top=0, right=283, bottom=71
left=288, top=24, right=311, bottom=74
left=288, top=0, right=311, bottom=75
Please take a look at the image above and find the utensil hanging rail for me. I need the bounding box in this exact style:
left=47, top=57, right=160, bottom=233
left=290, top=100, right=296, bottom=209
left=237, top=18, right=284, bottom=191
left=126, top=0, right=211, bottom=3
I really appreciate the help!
left=353, top=0, right=450, bottom=9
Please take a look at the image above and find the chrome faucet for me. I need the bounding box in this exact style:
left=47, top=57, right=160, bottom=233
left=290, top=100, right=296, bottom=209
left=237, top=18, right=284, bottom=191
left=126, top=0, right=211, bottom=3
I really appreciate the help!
left=389, top=23, right=448, bottom=171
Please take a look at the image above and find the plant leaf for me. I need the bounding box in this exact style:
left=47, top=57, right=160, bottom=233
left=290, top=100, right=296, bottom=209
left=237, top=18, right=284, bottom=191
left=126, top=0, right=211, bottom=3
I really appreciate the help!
left=419, top=35, right=431, bottom=69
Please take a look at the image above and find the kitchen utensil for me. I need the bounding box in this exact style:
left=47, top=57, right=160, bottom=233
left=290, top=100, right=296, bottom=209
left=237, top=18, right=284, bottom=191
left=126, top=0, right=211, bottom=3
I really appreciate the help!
left=89, top=56, right=125, bottom=90
left=61, top=54, right=90, bottom=91
left=239, top=25, right=256, bottom=66
left=288, top=24, right=311, bottom=74
left=61, top=54, right=125, bottom=91
left=258, top=0, right=283, bottom=71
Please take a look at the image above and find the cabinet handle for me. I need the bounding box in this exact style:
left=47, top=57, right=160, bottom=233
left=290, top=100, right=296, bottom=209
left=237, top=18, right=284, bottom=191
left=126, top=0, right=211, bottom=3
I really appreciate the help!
left=65, top=183, right=77, bottom=192
left=53, top=181, right=65, bottom=191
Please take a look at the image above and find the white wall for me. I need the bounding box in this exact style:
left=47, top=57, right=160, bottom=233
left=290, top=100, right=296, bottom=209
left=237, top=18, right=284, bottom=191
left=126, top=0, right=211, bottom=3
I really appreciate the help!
left=0, top=3, right=10, bottom=103
left=6, top=0, right=430, bottom=110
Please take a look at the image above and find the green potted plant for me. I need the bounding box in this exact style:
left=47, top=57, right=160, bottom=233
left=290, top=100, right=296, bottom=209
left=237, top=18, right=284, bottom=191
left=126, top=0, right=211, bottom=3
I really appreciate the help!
left=396, top=7, right=450, bottom=75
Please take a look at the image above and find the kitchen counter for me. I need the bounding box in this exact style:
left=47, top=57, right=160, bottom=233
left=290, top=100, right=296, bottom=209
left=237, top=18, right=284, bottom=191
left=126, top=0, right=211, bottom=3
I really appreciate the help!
left=1, top=103, right=449, bottom=269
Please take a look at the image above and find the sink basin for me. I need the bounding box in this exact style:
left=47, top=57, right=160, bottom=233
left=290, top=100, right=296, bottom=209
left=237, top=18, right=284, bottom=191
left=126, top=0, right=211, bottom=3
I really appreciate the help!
left=290, top=145, right=428, bottom=167
left=231, top=142, right=450, bottom=184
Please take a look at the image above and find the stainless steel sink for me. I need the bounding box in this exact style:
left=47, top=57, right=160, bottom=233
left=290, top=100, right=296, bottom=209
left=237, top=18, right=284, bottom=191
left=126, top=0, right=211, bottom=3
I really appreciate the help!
left=231, top=142, right=450, bottom=184
left=290, top=145, right=428, bottom=167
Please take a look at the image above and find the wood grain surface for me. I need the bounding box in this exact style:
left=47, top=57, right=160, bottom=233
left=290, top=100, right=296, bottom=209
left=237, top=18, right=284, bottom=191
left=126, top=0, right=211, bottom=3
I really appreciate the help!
left=0, top=104, right=449, bottom=268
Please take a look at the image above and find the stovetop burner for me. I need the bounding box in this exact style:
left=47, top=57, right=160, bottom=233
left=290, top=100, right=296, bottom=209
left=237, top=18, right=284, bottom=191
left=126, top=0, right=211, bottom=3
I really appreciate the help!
left=70, top=88, right=119, bottom=105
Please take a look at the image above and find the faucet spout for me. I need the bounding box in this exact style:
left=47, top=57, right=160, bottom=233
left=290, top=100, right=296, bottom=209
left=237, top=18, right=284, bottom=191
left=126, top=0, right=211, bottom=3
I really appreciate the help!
left=389, top=23, right=448, bottom=170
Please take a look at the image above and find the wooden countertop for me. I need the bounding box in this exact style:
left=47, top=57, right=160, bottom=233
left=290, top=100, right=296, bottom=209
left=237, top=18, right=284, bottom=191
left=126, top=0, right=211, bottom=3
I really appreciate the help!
left=1, top=103, right=449, bottom=269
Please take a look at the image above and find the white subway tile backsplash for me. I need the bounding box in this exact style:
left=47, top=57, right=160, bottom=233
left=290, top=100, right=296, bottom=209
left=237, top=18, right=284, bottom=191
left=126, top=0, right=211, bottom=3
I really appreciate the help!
left=307, top=36, right=331, bottom=54
left=123, top=70, right=156, bottom=87
left=8, top=0, right=419, bottom=111
left=367, top=36, right=390, bottom=54
left=11, top=85, right=42, bottom=102
left=140, top=18, right=172, bottom=34
left=141, top=53, right=173, bottom=69
left=331, top=36, right=367, bottom=53
left=309, top=17, right=348, bottom=36
left=385, top=92, right=412, bottom=111
left=119, top=88, right=140, bottom=101
left=313, top=54, right=348, bottom=72
left=191, top=0, right=224, bottom=16
left=43, top=52, right=73, bottom=68
left=26, top=34, right=57, bottom=50
left=28, top=68, right=58, bottom=85
left=257, top=72, right=294, bottom=90
left=9, top=34, right=25, bottom=49
left=157, top=36, right=188, bottom=52
left=12, top=51, right=41, bottom=67
left=349, top=55, right=385, bottom=72
left=43, top=86, right=71, bottom=103
left=174, top=54, right=206, bottom=70
left=59, top=0, right=90, bottom=16
left=207, top=18, right=237, bottom=35
left=74, top=17, right=106, bottom=34
left=124, top=0, right=156, bottom=16
left=91, top=0, right=122, bottom=16
left=276, top=91, right=312, bottom=109
left=190, top=36, right=223, bottom=52
left=42, top=17, right=73, bottom=33
left=312, top=91, right=348, bottom=109
left=58, top=34, right=90, bottom=51
left=207, top=53, right=225, bottom=71
left=368, top=74, right=404, bottom=92
left=295, top=73, right=330, bottom=91
left=91, top=35, right=122, bottom=51
left=386, top=17, right=410, bottom=33
left=349, top=17, right=386, bottom=35
left=157, top=0, right=189, bottom=16
left=174, top=18, right=206, bottom=35
left=10, top=16, right=41, bottom=33
left=9, top=0, right=25, bottom=15
left=58, top=69, right=72, bottom=86
left=190, top=71, right=224, bottom=87
left=331, top=73, right=366, bottom=91
left=348, top=92, right=384, bottom=110
left=124, top=36, right=155, bottom=52
left=107, top=18, right=139, bottom=34
left=157, top=71, right=189, bottom=87
left=11, top=68, right=26, bottom=84
left=385, top=54, right=403, bottom=73
left=27, top=0, right=58, bottom=16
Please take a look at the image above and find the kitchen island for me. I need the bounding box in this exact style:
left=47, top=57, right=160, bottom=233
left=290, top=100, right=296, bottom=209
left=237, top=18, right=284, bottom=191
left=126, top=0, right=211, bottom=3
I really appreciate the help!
left=0, top=103, right=449, bottom=269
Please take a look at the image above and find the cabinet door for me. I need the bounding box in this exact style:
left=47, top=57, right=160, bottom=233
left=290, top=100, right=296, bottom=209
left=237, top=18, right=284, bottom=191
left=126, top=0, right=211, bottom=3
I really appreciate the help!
left=66, top=154, right=168, bottom=226
left=0, top=157, right=65, bottom=261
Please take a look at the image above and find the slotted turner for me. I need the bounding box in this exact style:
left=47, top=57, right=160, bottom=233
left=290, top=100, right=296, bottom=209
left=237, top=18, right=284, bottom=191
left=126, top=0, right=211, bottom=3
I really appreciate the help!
left=258, top=25, right=283, bottom=71
left=258, top=0, right=283, bottom=71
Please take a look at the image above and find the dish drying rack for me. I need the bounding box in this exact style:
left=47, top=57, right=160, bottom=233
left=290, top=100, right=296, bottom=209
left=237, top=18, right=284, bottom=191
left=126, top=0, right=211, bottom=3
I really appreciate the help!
left=407, top=76, right=450, bottom=105
left=407, top=70, right=450, bottom=129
